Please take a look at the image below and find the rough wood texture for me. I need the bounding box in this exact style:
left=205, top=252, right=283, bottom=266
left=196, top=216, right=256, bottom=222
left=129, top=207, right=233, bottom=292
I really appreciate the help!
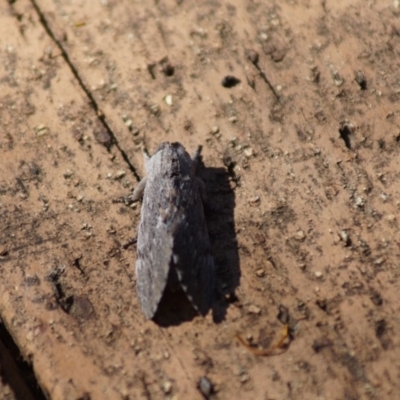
left=1, top=0, right=400, bottom=399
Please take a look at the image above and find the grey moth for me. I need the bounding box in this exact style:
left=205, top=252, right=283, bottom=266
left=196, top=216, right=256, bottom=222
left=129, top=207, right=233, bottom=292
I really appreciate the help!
left=130, top=142, right=215, bottom=319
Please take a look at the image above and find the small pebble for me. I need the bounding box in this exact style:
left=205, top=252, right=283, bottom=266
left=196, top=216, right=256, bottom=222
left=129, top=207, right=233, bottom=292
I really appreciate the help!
left=355, top=70, right=367, bottom=90
left=295, top=230, right=306, bottom=241
left=114, top=170, right=126, bottom=179
left=246, top=49, right=259, bottom=64
left=63, top=169, right=73, bottom=178
left=0, top=247, right=9, bottom=258
left=386, top=214, right=396, bottom=221
left=149, top=104, right=160, bottom=116
left=333, top=71, right=344, bottom=86
left=162, top=381, right=172, bottom=394
left=249, top=195, right=260, bottom=205
left=211, top=125, right=220, bottom=134
left=248, top=304, right=261, bottom=314
left=244, top=147, right=253, bottom=157
left=35, top=124, right=48, bottom=136
left=355, top=196, right=365, bottom=208
left=339, top=230, right=350, bottom=245
left=380, top=193, right=388, bottom=202
left=255, top=269, right=265, bottom=277
left=124, top=119, right=133, bottom=129
left=164, top=95, right=173, bottom=106
left=197, top=376, right=213, bottom=399
left=374, top=258, right=384, bottom=266
left=131, top=127, right=140, bottom=136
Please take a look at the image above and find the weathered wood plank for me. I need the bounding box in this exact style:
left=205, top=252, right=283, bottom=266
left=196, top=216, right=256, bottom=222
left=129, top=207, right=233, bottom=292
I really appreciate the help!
left=2, top=0, right=400, bottom=399
left=1, top=2, right=149, bottom=399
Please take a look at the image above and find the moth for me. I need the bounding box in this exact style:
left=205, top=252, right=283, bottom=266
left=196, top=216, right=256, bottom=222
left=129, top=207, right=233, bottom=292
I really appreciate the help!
left=129, top=142, right=215, bottom=319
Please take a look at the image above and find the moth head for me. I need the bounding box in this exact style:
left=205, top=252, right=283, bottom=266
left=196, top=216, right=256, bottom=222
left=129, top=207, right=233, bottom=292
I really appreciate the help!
left=150, top=142, right=193, bottom=176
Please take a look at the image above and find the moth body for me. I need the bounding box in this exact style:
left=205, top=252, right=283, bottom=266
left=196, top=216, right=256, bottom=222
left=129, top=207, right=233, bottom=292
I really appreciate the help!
left=133, top=142, right=215, bottom=319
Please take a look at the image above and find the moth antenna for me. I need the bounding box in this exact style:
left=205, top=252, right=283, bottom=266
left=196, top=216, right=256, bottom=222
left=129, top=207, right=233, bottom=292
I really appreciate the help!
left=142, top=148, right=150, bottom=171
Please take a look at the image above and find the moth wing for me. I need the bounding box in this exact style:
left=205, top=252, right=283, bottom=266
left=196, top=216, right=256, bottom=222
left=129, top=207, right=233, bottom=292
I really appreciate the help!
left=136, top=205, right=174, bottom=319
left=172, top=185, right=215, bottom=315
left=178, top=246, right=215, bottom=316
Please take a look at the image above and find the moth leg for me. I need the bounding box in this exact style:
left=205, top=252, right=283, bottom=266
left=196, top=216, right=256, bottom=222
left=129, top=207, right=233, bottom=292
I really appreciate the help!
left=130, top=177, right=147, bottom=202
left=113, top=177, right=147, bottom=205
left=191, top=145, right=202, bottom=173
left=126, top=149, right=150, bottom=202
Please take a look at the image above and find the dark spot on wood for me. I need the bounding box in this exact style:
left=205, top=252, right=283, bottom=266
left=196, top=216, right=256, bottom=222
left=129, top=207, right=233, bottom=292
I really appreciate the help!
left=221, top=75, right=241, bottom=88
left=277, top=305, right=289, bottom=324
left=339, top=123, right=353, bottom=149
left=246, top=49, right=259, bottom=64
left=23, top=275, right=41, bottom=287
left=375, top=319, right=386, bottom=338
left=69, top=296, right=94, bottom=321
left=355, top=70, right=367, bottom=90
left=94, top=126, right=113, bottom=148
left=311, top=66, right=320, bottom=83
left=160, top=59, right=175, bottom=76
left=147, top=63, right=156, bottom=79
left=316, top=298, right=327, bottom=312
left=370, top=289, right=383, bottom=306
left=73, top=256, right=85, bottom=275
left=312, top=337, right=332, bottom=353
left=296, top=127, right=308, bottom=142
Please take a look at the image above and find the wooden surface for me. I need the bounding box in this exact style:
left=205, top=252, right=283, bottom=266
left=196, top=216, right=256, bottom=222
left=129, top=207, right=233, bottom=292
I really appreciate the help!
left=1, top=0, right=400, bottom=399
